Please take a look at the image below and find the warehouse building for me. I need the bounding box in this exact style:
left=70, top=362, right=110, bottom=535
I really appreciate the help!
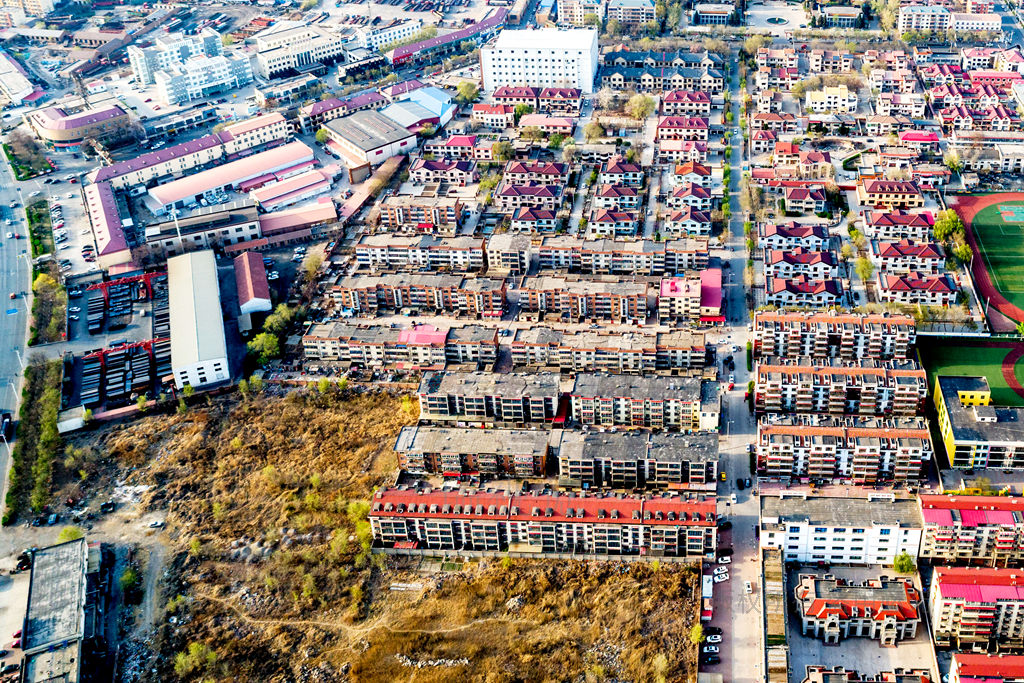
left=322, top=109, right=417, bottom=166
left=168, top=250, right=229, bottom=390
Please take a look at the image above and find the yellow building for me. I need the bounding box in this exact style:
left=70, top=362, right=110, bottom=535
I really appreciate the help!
left=935, top=375, right=1024, bottom=470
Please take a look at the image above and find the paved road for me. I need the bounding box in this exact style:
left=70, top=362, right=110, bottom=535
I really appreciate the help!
left=703, top=53, right=765, bottom=683
left=0, top=154, right=33, bottom=516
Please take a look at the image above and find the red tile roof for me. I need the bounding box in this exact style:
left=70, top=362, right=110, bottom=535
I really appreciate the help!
left=955, top=653, right=1024, bottom=679
left=233, top=252, right=270, bottom=308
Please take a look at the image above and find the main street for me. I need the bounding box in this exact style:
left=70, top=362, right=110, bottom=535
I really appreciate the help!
left=703, top=52, right=765, bottom=683
left=0, top=154, right=33, bottom=515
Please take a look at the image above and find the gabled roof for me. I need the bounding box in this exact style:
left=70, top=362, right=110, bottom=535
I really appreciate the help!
left=880, top=272, right=956, bottom=293
left=672, top=182, right=710, bottom=198
left=674, top=161, right=711, bottom=176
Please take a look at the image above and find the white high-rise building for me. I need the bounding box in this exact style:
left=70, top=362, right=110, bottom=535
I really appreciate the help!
left=481, top=28, right=599, bottom=94
left=155, top=53, right=254, bottom=106
left=353, top=18, right=422, bottom=51
left=128, top=29, right=223, bottom=86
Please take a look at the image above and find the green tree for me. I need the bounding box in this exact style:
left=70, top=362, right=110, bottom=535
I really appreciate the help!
left=583, top=121, right=605, bottom=142
left=57, top=526, right=84, bottom=543
left=583, top=12, right=599, bottom=24
left=689, top=623, right=704, bottom=644
left=174, top=642, right=218, bottom=677
left=943, top=151, right=964, bottom=173
left=1017, top=321, right=1024, bottom=336
left=247, top=333, right=281, bottom=365
left=625, top=93, right=656, bottom=120
left=315, top=128, right=329, bottom=144
left=934, top=209, right=965, bottom=242
left=548, top=133, right=566, bottom=149
left=854, top=256, right=875, bottom=281
left=513, top=103, right=533, bottom=124
left=494, top=141, right=515, bottom=161
left=136, top=394, right=148, bottom=412
left=953, top=241, right=973, bottom=264
left=456, top=80, right=479, bottom=104
left=520, top=126, right=544, bottom=143
left=893, top=551, right=916, bottom=574
left=840, top=243, right=854, bottom=261
left=182, top=384, right=195, bottom=399
left=605, top=18, right=622, bottom=36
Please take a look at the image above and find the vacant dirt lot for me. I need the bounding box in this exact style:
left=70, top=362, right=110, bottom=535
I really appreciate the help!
left=62, top=387, right=701, bottom=682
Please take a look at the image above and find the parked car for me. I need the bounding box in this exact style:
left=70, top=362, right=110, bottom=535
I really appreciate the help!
left=712, top=573, right=728, bottom=584
left=706, top=634, right=722, bottom=643
left=736, top=478, right=744, bottom=490
left=717, top=555, right=731, bottom=564
left=704, top=626, right=722, bottom=636
left=702, top=646, right=719, bottom=654
left=717, top=520, right=732, bottom=531
left=744, top=581, right=753, bottom=594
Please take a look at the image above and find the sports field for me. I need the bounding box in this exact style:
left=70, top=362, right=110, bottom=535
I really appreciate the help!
left=919, top=341, right=1024, bottom=407
left=954, top=193, right=1024, bottom=326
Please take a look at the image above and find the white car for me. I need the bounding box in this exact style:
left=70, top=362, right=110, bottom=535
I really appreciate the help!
left=702, top=646, right=719, bottom=654
left=706, top=635, right=722, bottom=643
left=5, top=231, right=12, bottom=239
left=744, top=581, right=753, bottom=594
left=66, top=193, right=73, bottom=199
left=29, top=191, right=40, bottom=197
left=718, top=556, right=732, bottom=565
left=712, top=573, right=729, bottom=583
left=69, top=307, right=81, bottom=313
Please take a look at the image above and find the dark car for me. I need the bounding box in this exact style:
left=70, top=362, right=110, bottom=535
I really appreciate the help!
left=704, top=626, right=722, bottom=635
left=736, top=478, right=744, bottom=490
left=0, top=663, right=18, bottom=675
left=99, top=500, right=116, bottom=513
left=717, top=520, right=732, bottom=531
left=718, top=547, right=733, bottom=557
left=702, top=656, right=720, bottom=665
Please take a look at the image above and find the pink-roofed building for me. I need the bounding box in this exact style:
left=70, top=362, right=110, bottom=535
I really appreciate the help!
left=931, top=567, right=1024, bottom=648
left=517, top=113, right=574, bottom=135
left=658, top=276, right=701, bottom=322
left=249, top=167, right=336, bottom=211
left=233, top=252, right=272, bottom=316
left=26, top=104, right=132, bottom=147
left=699, top=268, right=723, bottom=323
left=84, top=181, right=132, bottom=269
left=919, top=495, right=1024, bottom=566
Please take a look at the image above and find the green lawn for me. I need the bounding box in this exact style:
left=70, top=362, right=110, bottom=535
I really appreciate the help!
left=970, top=202, right=1024, bottom=312
left=918, top=342, right=1024, bottom=407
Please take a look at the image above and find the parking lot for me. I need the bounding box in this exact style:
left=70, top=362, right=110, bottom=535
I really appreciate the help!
left=785, top=565, right=938, bottom=682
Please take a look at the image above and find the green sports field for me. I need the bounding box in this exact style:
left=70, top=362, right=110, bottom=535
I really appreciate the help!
left=970, top=201, right=1024, bottom=312
left=918, top=342, right=1024, bottom=407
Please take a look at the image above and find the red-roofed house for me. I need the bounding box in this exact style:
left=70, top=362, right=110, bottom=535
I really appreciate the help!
left=589, top=209, right=639, bottom=237
left=518, top=113, right=574, bottom=135
left=766, top=275, right=844, bottom=307
left=657, top=116, right=710, bottom=141
left=511, top=207, right=559, bottom=232
left=423, top=134, right=479, bottom=159
left=952, top=653, right=1024, bottom=683
left=410, top=158, right=477, bottom=186
left=864, top=210, right=935, bottom=240
left=492, top=85, right=540, bottom=108
left=765, top=248, right=839, bottom=279
left=538, top=87, right=583, bottom=114
left=599, top=155, right=644, bottom=187
left=751, top=112, right=799, bottom=133
left=796, top=573, right=921, bottom=646
left=668, top=183, right=713, bottom=211
left=775, top=141, right=801, bottom=164
left=657, top=139, right=710, bottom=163
left=758, top=222, right=831, bottom=251
left=673, top=161, right=712, bottom=187
left=661, top=89, right=713, bottom=116
left=858, top=179, right=925, bottom=210
left=494, top=183, right=563, bottom=212
left=233, top=252, right=272, bottom=316
left=784, top=186, right=828, bottom=214
left=931, top=567, right=1024, bottom=649
left=471, top=103, right=515, bottom=129
left=593, top=184, right=641, bottom=210
left=877, top=271, right=957, bottom=306
left=665, top=206, right=712, bottom=236
left=870, top=239, right=944, bottom=274
left=503, top=160, right=568, bottom=185
left=751, top=129, right=777, bottom=154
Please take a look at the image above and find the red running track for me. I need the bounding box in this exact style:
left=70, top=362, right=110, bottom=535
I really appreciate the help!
left=950, top=193, right=1024, bottom=327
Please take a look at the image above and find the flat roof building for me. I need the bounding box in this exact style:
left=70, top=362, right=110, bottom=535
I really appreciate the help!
left=935, top=376, right=1024, bottom=471
left=322, top=109, right=418, bottom=166
left=395, top=425, right=550, bottom=477
left=481, top=28, right=599, bottom=94
left=168, top=250, right=229, bottom=390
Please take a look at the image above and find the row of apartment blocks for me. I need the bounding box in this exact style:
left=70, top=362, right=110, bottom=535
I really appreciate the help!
left=758, top=493, right=1024, bottom=567
left=330, top=273, right=506, bottom=318
left=369, top=485, right=718, bottom=558
left=752, top=311, right=917, bottom=361
left=353, top=233, right=711, bottom=276
left=303, top=322, right=708, bottom=374
left=395, top=425, right=718, bottom=487
left=754, top=357, right=928, bottom=417
left=757, top=414, right=932, bottom=484
left=416, top=371, right=720, bottom=431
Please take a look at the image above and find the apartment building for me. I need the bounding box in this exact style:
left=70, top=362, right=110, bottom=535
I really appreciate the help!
left=557, top=0, right=603, bottom=24
left=759, top=222, right=831, bottom=251
left=26, top=105, right=133, bottom=147
left=570, top=374, right=720, bottom=432
left=870, top=240, right=944, bottom=274
left=354, top=235, right=485, bottom=272
left=606, top=0, right=656, bottom=25
left=600, top=65, right=725, bottom=93
left=510, top=328, right=706, bottom=374
left=395, top=426, right=549, bottom=476
left=757, top=414, right=932, bottom=484
left=863, top=210, right=935, bottom=241
left=753, top=311, right=917, bottom=361
left=858, top=180, right=925, bottom=210
left=128, top=29, right=223, bottom=86
left=876, top=272, right=958, bottom=307
left=87, top=113, right=290, bottom=190
left=481, top=28, right=599, bottom=93
left=417, top=371, right=561, bottom=426
left=765, top=276, right=844, bottom=308
left=254, top=74, right=320, bottom=108
left=877, top=92, right=927, bottom=118
left=755, top=358, right=927, bottom=416
left=353, top=18, right=423, bottom=50
left=661, top=90, right=713, bottom=116
left=765, top=249, right=839, bottom=280
left=759, top=494, right=924, bottom=564
left=330, top=274, right=506, bottom=317
left=809, top=50, right=855, bottom=73
left=658, top=271, right=722, bottom=324
left=950, top=654, right=1024, bottom=683
left=519, top=276, right=649, bottom=323
left=410, top=158, right=477, bottom=186
left=935, top=376, right=1024, bottom=470
left=795, top=574, right=921, bottom=646
left=379, top=195, right=464, bottom=234
left=898, top=5, right=951, bottom=32
left=801, top=668, right=932, bottom=683
left=486, top=234, right=532, bottom=275
left=870, top=69, right=917, bottom=94
left=254, top=24, right=346, bottom=79
left=805, top=85, right=859, bottom=114
left=155, top=53, right=254, bottom=106
left=555, top=431, right=718, bottom=489
left=757, top=47, right=799, bottom=69
left=302, top=322, right=498, bottom=368
left=931, top=567, right=1024, bottom=649
left=369, top=486, right=718, bottom=558
left=536, top=236, right=710, bottom=274
left=919, top=495, right=1024, bottom=566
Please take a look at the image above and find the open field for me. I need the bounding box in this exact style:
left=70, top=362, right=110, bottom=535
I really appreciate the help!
left=61, top=388, right=702, bottom=682
left=918, top=340, right=1024, bottom=407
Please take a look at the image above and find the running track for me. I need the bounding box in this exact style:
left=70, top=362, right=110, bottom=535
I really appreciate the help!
left=950, top=193, right=1024, bottom=328
left=959, top=340, right=1024, bottom=401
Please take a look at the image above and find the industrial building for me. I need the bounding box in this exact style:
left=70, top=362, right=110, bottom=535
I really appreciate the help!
left=168, top=250, right=229, bottom=390
left=322, top=110, right=418, bottom=166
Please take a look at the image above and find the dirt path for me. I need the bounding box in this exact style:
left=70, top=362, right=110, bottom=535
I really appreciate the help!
left=138, top=543, right=166, bottom=632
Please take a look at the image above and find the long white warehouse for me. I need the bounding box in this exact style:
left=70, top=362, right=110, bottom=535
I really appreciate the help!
left=168, top=250, right=229, bottom=390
